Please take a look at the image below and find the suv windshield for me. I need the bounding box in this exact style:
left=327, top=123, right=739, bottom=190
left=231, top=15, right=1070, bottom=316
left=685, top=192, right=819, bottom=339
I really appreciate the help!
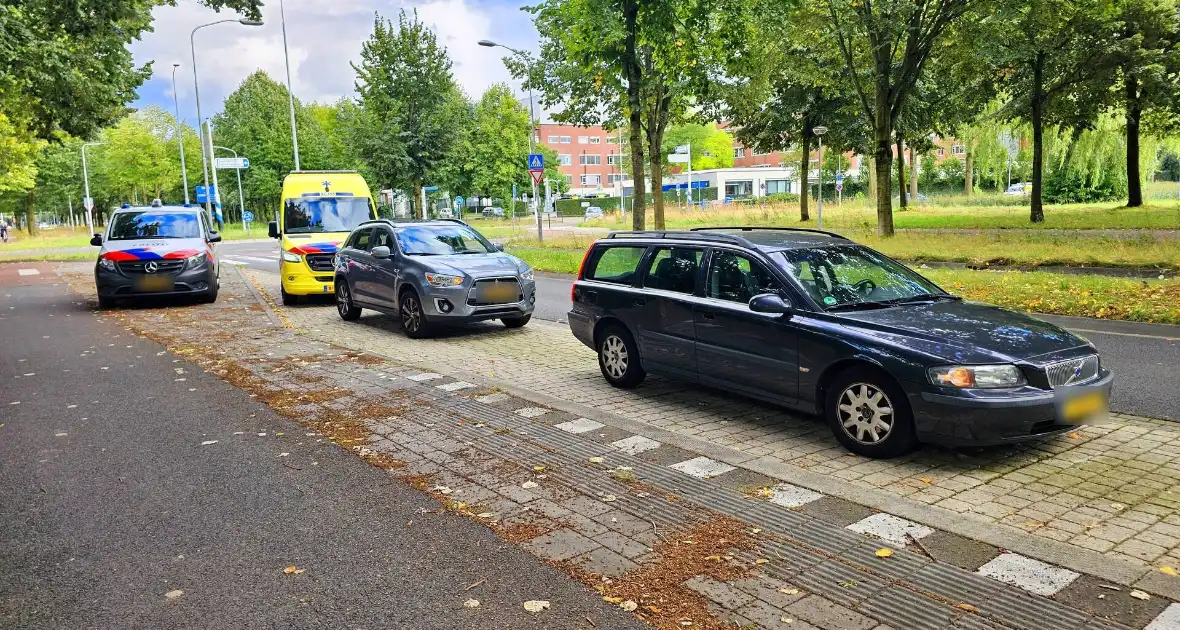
left=775, top=245, right=948, bottom=309
left=108, top=211, right=202, bottom=240
left=395, top=225, right=495, bottom=256
left=283, top=196, right=374, bottom=233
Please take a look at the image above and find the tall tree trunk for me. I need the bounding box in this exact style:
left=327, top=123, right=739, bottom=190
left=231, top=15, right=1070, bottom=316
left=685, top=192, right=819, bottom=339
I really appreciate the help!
left=413, top=179, right=424, bottom=219
left=873, top=82, right=894, bottom=236
left=1031, top=51, right=1046, bottom=223
left=647, top=114, right=668, bottom=230
left=909, top=147, right=918, bottom=200
left=25, top=190, right=38, bottom=237
left=1126, top=71, right=1143, bottom=208
left=867, top=155, right=877, bottom=201
left=622, top=0, right=646, bottom=231
left=964, top=151, right=974, bottom=196
left=896, top=135, right=907, bottom=210
left=799, top=130, right=811, bottom=221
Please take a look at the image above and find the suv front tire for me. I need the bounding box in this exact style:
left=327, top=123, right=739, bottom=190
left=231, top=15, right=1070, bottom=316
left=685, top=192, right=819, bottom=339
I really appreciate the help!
left=399, top=288, right=433, bottom=339
left=597, top=325, right=645, bottom=388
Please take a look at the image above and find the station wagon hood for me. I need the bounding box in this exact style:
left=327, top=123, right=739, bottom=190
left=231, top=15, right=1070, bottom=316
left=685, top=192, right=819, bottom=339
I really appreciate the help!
left=421, top=253, right=524, bottom=277
left=100, top=238, right=210, bottom=261
left=830, top=299, right=1090, bottom=364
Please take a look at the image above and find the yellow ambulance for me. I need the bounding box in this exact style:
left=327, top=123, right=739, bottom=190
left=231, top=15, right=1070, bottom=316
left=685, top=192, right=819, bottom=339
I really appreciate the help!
left=268, top=171, right=377, bottom=304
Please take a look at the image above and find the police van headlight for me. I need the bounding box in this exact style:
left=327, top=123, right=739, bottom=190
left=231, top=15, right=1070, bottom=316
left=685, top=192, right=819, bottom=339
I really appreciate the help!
left=185, top=252, right=208, bottom=268
left=281, top=251, right=303, bottom=263
left=98, top=258, right=117, bottom=272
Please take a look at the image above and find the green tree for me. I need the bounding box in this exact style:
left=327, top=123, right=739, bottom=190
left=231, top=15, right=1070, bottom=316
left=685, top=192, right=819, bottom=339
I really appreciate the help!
left=353, top=10, right=467, bottom=217
left=94, top=106, right=181, bottom=202
left=661, top=124, right=735, bottom=171
left=468, top=84, right=532, bottom=202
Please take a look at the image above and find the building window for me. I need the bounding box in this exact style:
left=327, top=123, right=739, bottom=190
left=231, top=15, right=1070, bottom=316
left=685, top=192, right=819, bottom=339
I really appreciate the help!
left=579, top=154, right=602, bottom=166
left=951, top=145, right=966, bottom=156
left=607, top=154, right=621, bottom=165
left=563, top=174, right=573, bottom=185
left=560, top=136, right=571, bottom=144
left=937, top=148, right=945, bottom=157
left=608, top=173, right=624, bottom=184
left=578, top=136, right=589, bottom=144
left=558, top=154, right=572, bottom=166
left=766, top=179, right=790, bottom=194
left=733, top=147, right=746, bottom=158
left=548, top=135, right=559, bottom=143
left=606, top=137, right=618, bottom=144
left=753, top=164, right=771, bottom=168
left=581, top=174, right=602, bottom=186
left=754, top=150, right=772, bottom=156
left=589, top=137, right=602, bottom=144
left=724, top=180, right=754, bottom=198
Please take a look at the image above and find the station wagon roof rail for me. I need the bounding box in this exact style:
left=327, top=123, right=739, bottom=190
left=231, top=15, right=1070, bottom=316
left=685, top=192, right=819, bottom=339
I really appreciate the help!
left=690, top=226, right=849, bottom=240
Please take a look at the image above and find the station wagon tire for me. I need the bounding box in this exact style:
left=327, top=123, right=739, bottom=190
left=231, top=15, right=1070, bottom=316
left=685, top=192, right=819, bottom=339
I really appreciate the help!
left=336, top=280, right=361, bottom=321
left=280, top=285, right=298, bottom=306
left=502, top=315, right=531, bottom=329
left=400, top=289, right=433, bottom=339
left=824, top=366, right=917, bottom=459
left=597, top=326, right=645, bottom=388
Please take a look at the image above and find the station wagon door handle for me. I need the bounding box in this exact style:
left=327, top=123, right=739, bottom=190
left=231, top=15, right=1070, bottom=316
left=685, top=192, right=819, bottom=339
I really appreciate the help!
left=632, top=298, right=646, bottom=307
left=700, top=311, right=716, bottom=320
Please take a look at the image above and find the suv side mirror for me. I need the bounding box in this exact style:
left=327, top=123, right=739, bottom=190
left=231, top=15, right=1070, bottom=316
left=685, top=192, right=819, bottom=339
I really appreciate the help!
left=207, top=232, right=222, bottom=243
left=268, top=221, right=280, bottom=239
left=89, top=234, right=103, bottom=247
left=371, top=245, right=391, bottom=259
left=749, top=293, right=792, bottom=314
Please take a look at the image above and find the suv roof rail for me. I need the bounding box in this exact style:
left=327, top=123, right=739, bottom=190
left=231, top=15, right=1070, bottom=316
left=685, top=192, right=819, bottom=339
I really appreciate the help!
left=690, top=226, right=848, bottom=240
left=606, top=230, right=748, bottom=246
left=435, top=218, right=469, bottom=226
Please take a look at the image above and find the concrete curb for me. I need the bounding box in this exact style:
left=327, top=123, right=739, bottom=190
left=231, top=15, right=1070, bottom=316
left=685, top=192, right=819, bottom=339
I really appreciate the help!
left=235, top=265, right=283, bottom=329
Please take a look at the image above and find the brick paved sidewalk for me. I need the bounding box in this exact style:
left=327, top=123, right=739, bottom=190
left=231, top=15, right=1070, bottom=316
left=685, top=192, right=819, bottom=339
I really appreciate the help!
left=69, top=267, right=1180, bottom=629
left=241, top=269, right=1180, bottom=587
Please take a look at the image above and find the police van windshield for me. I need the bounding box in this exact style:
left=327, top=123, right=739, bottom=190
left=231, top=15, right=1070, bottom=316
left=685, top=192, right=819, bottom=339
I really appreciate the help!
left=283, top=196, right=374, bottom=234
left=108, top=211, right=202, bottom=240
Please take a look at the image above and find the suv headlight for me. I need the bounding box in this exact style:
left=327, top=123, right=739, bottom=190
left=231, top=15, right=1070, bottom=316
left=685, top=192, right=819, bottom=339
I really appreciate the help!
left=929, top=365, right=1026, bottom=389
left=98, top=257, right=117, bottom=272
left=519, top=268, right=535, bottom=281
left=425, top=273, right=464, bottom=287
left=281, top=251, right=302, bottom=263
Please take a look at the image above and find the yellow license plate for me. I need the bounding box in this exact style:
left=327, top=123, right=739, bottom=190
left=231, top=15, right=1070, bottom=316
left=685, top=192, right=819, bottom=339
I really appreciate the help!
left=1063, top=392, right=1107, bottom=422
left=135, top=275, right=174, bottom=292
left=480, top=284, right=517, bottom=303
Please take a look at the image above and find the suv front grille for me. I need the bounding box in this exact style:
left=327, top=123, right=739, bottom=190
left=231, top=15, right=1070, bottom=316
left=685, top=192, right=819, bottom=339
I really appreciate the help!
left=468, top=277, right=523, bottom=306
left=306, top=253, right=335, bottom=272
left=118, top=260, right=186, bottom=275
left=1045, top=354, right=1100, bottom=388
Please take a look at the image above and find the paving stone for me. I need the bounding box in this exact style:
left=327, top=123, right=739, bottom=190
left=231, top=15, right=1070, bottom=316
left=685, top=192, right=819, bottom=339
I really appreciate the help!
left=595, top=530, right=651, bottom=559
left=593, top=510, right=658, bottom=537
left=915, top=530, right=1001, bottom=572
left=729, top=576, right=807, bottom=609
left=798, top=496, right=876, bottom=527
left=786, top=594, right=877, bottom=630
left=846, top=513, right=934, bottom=547
left=610, top=434, right=662, bottom=455
left=515, top=406, right=550, bottom=418
left=554, top=418, right=605, bottom=434
left=1053, top=574, right=1170, bottom=629
left=976, top=552, right=1080, bottom=597
left=792, top=558, right=887, bottom=607
left=669, top=456, right=736, bottom=479
left=1147, top=604, right=1180, bottom=630
left=560, top=495, right=616, bottom=518
left=570, top=547, right=638, bottom=578
left=435, top=380, right=476, bottom=392
left=736, top=599, right=819, bottom=629
left=475, top=392, right=509, bottom=404
left=683, top=575, right=755, bottom=610
left=767, top=483, right=825, bottom=508
left=521, top=528, right=600, bottom=562
left=405, top=372, right=442, bottom=381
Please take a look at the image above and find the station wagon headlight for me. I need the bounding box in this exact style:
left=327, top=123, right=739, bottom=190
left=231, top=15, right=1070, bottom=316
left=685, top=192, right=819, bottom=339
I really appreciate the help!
left=98, top=257, right=117, bottom=272
left=519, top=268, right=534, bottom=281
left=929, top=365, right=1026, bottom=389
left=425, top=273, right=464, bottom=287
left=281, top=251, right=302, bottom=263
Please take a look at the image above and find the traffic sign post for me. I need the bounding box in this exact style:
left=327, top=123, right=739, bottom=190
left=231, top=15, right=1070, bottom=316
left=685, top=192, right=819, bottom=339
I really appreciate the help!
left=527, top=154, right=544, bottom=242
left=835, top=172, right=844, bottom=204
left=195, top=186, right=217, bottom=204
left=214, top=157, right=250, bottom=169
left=531, top=170, right=544, bottom=186
left=242, top=210, right=254, bottom=235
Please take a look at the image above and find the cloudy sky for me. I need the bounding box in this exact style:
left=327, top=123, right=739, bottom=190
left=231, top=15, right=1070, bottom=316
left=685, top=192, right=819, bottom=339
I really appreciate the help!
left=130, top=0, right=540, bottom=127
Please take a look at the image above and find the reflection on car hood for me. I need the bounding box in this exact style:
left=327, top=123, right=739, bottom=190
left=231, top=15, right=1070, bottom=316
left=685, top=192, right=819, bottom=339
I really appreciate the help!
left=424, top=253, right=523, bottom=276
left=100, top=238, right=209, bottom=261
left=832, top=299, right=1089, bottom=364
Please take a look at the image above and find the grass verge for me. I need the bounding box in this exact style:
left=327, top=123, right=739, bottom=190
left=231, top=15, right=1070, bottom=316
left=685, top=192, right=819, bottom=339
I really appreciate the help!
left=2, top=223, right=264, bottom=251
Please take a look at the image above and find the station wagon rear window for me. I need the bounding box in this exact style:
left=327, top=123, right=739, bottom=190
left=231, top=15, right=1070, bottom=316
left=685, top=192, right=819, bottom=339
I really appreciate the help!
left=585, top=245, right=647, bottom=284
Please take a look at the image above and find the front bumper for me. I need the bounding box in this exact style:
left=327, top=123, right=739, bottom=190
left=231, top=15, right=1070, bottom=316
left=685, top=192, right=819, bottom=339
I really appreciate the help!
left=95, top=264, right=214, bottom=298
left=281, top=259, right=336, bottom=296
left=419, top=278, right=537, bottom=323
left=911, top=370, right=1114, bottom=447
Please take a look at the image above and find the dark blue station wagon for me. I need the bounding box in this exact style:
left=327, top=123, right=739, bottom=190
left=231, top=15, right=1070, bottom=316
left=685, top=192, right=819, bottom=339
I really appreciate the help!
left=567, top=228, right=1113, bottom=458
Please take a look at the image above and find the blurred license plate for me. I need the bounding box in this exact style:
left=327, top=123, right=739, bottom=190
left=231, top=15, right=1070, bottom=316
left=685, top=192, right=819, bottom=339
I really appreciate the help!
left=1062, top=391, right=1107, bottom=423
left=135, top=275, right=174, bottom=292
left=477, top=283, right=517, bottom=304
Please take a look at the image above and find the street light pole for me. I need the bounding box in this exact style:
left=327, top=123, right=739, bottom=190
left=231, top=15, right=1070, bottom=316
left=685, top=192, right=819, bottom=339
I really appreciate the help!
left=191, top=18, right=263, bottom=224
left=813, top=126, right=828, bottom=229
left=279, top=0, right=301, bottom=171
left=81, top=142, right=106, bottom=233
left=479, top=39, right=542, bottom=242
left=214, top=145, right=247, bottom=231
left=171, top=64, right=190, bottom=205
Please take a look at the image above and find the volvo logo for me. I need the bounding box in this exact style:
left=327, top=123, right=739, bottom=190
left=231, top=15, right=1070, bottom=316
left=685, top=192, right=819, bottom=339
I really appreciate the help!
left=1064, top=359, right=1086, bottom=385
left=144, top=261, right=159, bottom=274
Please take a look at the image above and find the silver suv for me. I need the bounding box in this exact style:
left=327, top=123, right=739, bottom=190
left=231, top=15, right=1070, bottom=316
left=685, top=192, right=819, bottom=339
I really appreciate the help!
left=333, top=219, right=536, bottom=338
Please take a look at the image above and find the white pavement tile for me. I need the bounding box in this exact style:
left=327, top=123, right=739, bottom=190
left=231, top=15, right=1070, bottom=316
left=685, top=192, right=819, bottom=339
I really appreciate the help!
left=515, top=407, right=549, bottom=418
left=1147, top=603, right=1180, bottom=630
left=611, top=435, right=662, bottom=455
left=846, top=513, right=934, bottom=547
left=669, top=456, right=736, bottom=479
left=436, top=381, right=476, bottom=392
left=17, top=269, right=40, bottom=276
left=475, top=393, right=509, bottom=404
left=976, top=553, right=1080, bottom=597
left=405, top=372, right=442, bottom=382
left=767, top=483, right=824, bottom=508
left=555, top=418, right=605, bottom=434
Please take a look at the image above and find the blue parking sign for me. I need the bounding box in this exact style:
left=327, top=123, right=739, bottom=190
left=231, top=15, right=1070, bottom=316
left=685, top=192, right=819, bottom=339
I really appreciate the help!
left=527, top=154, right=544, bottom=170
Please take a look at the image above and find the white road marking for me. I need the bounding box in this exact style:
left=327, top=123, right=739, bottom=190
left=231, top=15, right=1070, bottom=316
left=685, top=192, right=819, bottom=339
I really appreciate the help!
left=221, top=258, right=249, bottom=266
left=610, top=435, right=662, bottom=455
left=17, top=269, right=39, bottom=276
left=767, top=483, right=824, bottom=508
left=847, top=513, right=934, bottom=547
left=555, top=418, right=605, bottom=434
left=976, top=553, right=1080, bottom=596
left=241, top=256, right=274, bottom=263
left=1147, top=603, right=1180, bottom=630
left=669, top=456, right=735, bottom=479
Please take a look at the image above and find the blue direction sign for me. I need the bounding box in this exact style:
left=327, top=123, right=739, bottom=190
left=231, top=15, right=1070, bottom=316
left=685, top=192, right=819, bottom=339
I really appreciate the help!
left=242, top=210, right=255, bottom=223
left=195, top=185, right=217, bottom=204
left=527, top=153, right=544, bottom=170
left=835, top=172, right=844, bottom=183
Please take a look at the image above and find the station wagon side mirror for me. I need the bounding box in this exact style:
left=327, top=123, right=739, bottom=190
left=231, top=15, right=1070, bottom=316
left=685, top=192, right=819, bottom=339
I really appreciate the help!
left=749, top=293, right=792, bottom=315
left=89, top=234, right=103, bottom=247
left=370, top=245, right=391, bottom=259
left=268, top=221, right=280, bottom=239
left=493, top=243, right=505, bottom=252
left=207, top=232, right=222, bottom=243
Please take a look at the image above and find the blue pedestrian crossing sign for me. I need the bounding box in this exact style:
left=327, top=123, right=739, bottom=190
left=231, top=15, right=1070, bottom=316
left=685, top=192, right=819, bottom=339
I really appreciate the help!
left=527, top=154, right=544, bottom=171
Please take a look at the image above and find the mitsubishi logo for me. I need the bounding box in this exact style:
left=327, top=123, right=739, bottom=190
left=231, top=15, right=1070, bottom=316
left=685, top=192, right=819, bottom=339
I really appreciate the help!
left=144, top=261, right=159, bottom=274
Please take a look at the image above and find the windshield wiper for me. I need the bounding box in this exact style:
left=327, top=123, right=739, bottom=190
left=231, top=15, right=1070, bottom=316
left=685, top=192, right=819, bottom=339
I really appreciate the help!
left=826, top=300, right=897, bottom=311
left=887, top=293, right=962, bottom=304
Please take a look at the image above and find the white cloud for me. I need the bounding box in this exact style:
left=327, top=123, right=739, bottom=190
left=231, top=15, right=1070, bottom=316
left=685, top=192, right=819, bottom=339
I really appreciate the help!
left=131, top=0, right=539, bottom=121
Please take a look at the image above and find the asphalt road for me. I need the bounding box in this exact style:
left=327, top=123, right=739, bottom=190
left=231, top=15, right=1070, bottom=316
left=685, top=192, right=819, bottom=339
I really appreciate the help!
left=0, top=276, right=640, bottom=629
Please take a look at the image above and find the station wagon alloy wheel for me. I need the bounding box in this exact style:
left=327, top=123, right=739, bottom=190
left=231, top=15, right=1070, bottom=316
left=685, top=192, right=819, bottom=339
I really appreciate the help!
left=602, top=335, right=629, bottom=380
left=838, top=383, right=895, bottom=444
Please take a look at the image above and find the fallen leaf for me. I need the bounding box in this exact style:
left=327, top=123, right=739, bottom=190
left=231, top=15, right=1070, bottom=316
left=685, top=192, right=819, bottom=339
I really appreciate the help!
left=601, top=495, right=617, bottom=502
left=463, top=599, right=480, bottom=609
left=919, top=477, right=934, bottom=484
left=956, top=603, right=979, bottom=613
left=164, top=589, right=184, bottom=600
left=200, top=440, right=218, bottom=446
left=778, top=587, right=800, bottom=595
left=432, top=485, right=453, bottom=495
left=1131, top=590, right=1151, bottom=601
left=838, top=580, right=858, bottom=588
left=604, top=596, right=624, bottom=604
left=875, top=548, right=894, bottom=558
left=755, top=559, right=769, bottom=565
left=619, top=600, right=638, bottom=612
left=1098, top=584, right=1121, bottom=591
left=679, top=621, right=693, bottom=627
left=646, top=605, right=663, bottom=613
left=283, top=566, right=305, bottom=575
left=532, top=466, right=546, bottom=472
left=589, top=457, right=604, bottom=464
left=704, top=555, right=721, bottom=561
left=1067, top=432, right=1082, bottom=439
left=476, top=512, right=495, bottom=519
left=521, top=481, right=539, bottom=489
left=1111, top=503, right=1127, bottom=511
left=781, top=616, right=794, bottom=623
left=750, top=527, right=762, bottom=534
left=523, top=600, right=550, bottom=613
left=1161, top=567, right=1178, bottom=576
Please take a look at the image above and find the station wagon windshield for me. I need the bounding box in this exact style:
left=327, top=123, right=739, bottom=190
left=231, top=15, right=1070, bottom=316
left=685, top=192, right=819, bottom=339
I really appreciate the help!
left=396, top=225, right=495, bottom=256
left=283, top=196, right=374, bottom=233
left=775, top=245, right=949, bottom=309
left=108, top=211, right=201, bottom=240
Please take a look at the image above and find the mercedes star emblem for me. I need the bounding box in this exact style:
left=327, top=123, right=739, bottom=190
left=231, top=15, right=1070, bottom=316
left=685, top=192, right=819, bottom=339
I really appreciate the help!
left=144, top=261, right=159, bottom=273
